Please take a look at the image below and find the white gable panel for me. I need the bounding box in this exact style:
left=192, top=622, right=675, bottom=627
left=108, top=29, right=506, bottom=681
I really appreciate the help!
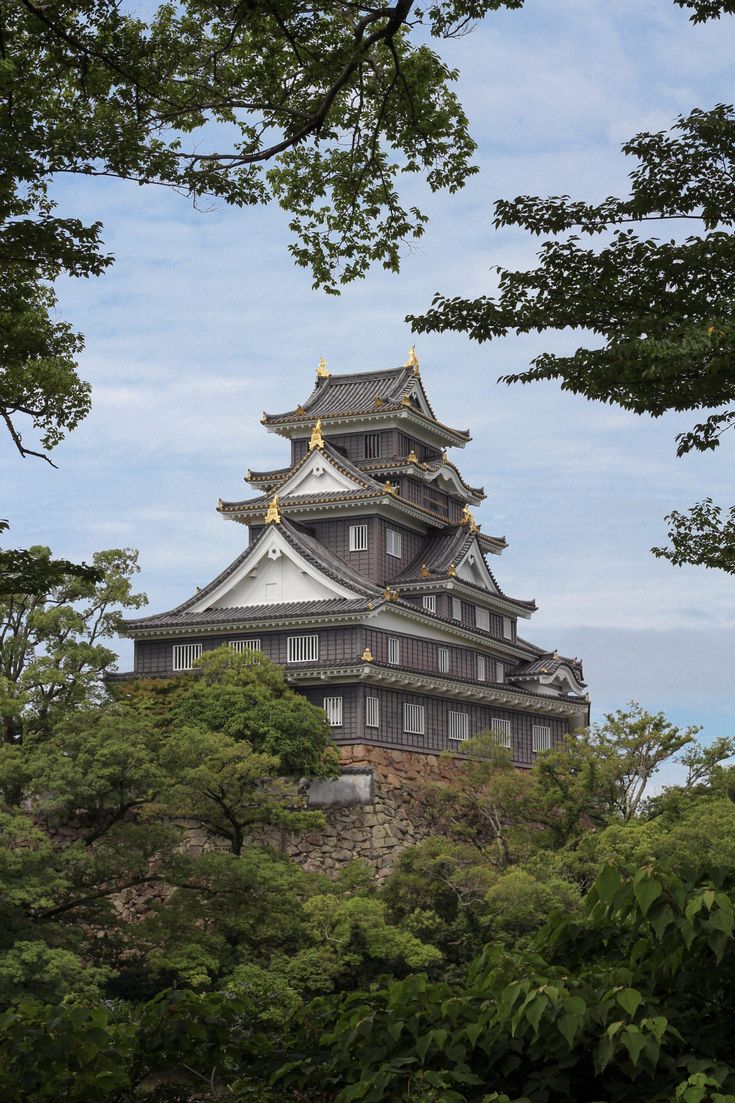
left=191, top=528, right=360, bottom=611
left=456, top=540, right=499, bottom=593
left=278, top=450, right=366, bottom=497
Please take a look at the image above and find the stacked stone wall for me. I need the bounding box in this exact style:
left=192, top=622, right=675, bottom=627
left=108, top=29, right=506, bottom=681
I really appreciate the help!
left=262, top=744, right=463, bottom=880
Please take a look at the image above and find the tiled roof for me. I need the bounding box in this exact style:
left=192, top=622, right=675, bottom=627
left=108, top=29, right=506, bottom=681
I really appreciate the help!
left=124, top=598, right=373, bottom=631
left=261, top=367, right=470, bottom=443
left=507, top=652, right=586, bottom=684
left=358, top=455, right=486, bottom=501
left=392, top=525, right=536, bottom=611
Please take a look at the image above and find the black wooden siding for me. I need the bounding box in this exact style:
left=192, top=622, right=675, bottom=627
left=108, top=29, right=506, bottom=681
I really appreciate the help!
left=299, top=682, right=568, bottom=766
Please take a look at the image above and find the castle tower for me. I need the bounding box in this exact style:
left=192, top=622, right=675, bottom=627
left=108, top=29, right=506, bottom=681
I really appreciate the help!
left=122, top=356, right=588, bottom=763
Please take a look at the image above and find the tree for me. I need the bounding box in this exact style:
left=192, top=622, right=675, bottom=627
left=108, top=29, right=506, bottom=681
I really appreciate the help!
left=0, top=546, right=146, bottom=743
left=1, top=0, right=519, bottom=462
left=410, top=2, right=735, bottom=571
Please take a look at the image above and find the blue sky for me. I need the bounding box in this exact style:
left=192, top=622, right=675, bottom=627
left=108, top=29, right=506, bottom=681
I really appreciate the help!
left=3, top=0, right=734, bottom=763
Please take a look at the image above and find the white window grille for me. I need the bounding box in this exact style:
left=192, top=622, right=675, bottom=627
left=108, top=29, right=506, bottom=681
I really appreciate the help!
left=386, top=528, right=402, bottom=558
left=323, top=697, right=343, bottom=727
left=476, top=654, right=486, bottom=681
left=287, top=634, right=319, bottom=663
left=476, top=607, right=489, bottom=632
left=403, top=703, right=425, bottom=735
left=502, top=616, right=513, bottom=640
left=228, top=639, right=261, bottom=659
left=448, top=711, right=469, bottom=741
left=491, top=718, right=512, bottom=748
left=496, top=662, right=505, bottom=684
left=173, top=642, right=202, bottom=671
left=438, top=646, right=449, bottom=674
left=532, top=725, right=552, bottom=753
left=364, top=432, right=381, bottom=459
left=349, top=524, right=368, bottom=552
left=422, top=594, right=436, bottom=614
left=366, top=696, right=380, bottom=729
left=452, top=597, right=462, bottom=621
left=388, top=637, right=400, bottom=665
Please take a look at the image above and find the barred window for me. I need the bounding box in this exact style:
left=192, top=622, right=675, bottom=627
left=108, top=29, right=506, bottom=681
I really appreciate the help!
left=452, top=597, right=462, bottom=621
left=365, top=696, right=380, bottom=729
left=388, top=637, right=400, bottom=665
left=287, top=634, right=319, bottom=662
left=502, top=616, right=513, bottom=640
left=364, top=432, right=381, bottom=459
left=476, top=654, right=486, bottom=681
left=403, top=703, right=425, bottom=735
left=386, top=528, right=402, bottom=558
left=491, top=718, right=512, bottom=748
left=448, top=711, right=469, bottom=741
left=496, top=662, right=505, bottom=684
left=422, top=594, right=436, bottom=614
left=173, top=643, right=202, bottom=671
left=349, top=524, right=368, bottom=552
left=438, top=646, right=449, bottom=674
left=532, top=725, right=552, bottom=753
left=323, top=697, right=343, bottom=727
left=476, top=607, right=489, bottom=631
left=229, top=639, right=261, bottom=654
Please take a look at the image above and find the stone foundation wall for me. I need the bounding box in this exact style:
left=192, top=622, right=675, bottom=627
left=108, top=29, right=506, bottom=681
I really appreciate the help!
left=263, top=744, right=463, bottom=879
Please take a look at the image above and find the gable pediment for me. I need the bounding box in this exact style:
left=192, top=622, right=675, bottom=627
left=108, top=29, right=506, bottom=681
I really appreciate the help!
left=277, top=448, right=370, bottom=497
left=456, top=538, right=499, bottom=594
left=190, top=527, right=362, bottom=610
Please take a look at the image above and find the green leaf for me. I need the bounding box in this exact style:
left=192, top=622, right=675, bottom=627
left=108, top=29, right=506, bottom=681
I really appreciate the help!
left=617, top=988, right=643, bottom=1017
left=634, top=877, right=663, bottom=917
left=621, top=1025, right=647, bottom=1068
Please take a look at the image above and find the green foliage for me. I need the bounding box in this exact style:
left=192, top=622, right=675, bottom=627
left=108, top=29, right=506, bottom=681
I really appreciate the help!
left=0, top=546, right=146, bottom=743
left=280, top=864, right=735, bottom=1103
left=1, top=1, right=521, bottom=460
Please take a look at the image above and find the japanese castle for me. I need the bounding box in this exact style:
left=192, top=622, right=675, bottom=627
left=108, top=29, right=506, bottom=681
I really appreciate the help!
left=122, top=353, right=588, bottom=763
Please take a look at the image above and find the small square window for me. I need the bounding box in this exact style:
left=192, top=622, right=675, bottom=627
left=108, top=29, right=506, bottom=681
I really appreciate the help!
left=532, top=725, right=552, bottom=753
left=448, top=711, right=469, bottom=741
left=403, top=703, right=425, bottom=735
left=388, top=637, right=400, bottom=665
left=366, top=696, right=380, bottom=729
left=386, top=528, right=402, bottom=558
left=287, top=634, right=319, bottom=663
left=452, top=597, right=462, bottom=621
left=496, top=662, right=504, bottom=684
left=349, top=524, right=368, bottom=552
left=476, top=654, right=486, bottom=681
left=438, top=647, right=449, bottom=674
left=323, top=697, right=343, bottom=727
left=476, top=607, right=489, bottom=632
left=491, top=718, right=512, bottom=748
left=502, top=616, right=513, bottom=640
left=364, top=432, right=381, bottom=459
left=173, top=643, right=202, bottom=671
left=422, top=594, right=436, bottom=614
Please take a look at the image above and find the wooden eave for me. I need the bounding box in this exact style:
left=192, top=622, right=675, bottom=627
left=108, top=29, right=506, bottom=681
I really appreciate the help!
left=261, top=406, right=471, bottom=449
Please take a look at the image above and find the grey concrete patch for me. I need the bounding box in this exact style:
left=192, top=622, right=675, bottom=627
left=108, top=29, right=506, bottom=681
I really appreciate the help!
left=306, top=769, right=373, bottom=808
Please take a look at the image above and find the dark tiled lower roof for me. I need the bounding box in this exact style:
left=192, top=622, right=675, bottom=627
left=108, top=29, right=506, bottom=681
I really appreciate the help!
left=358, top=455, right=485, bottom=501
left=508, top=652, right=586, bottom=684
left=124, top=597, right=373, bottom=630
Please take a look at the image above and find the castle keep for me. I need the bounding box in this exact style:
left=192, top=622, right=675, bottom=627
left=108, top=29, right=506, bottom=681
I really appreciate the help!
left=122, top=353, right=588, bottom=764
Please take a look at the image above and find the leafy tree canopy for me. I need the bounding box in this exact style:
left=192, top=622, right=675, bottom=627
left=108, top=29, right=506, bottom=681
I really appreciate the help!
left=1, top=0, right=522, bottom=461
left=411, top=4, right=735, bottom=572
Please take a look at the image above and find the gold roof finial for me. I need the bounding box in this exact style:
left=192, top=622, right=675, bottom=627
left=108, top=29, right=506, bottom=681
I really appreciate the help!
left=308, top=417, right=325, bottom=451
left=447, top=563, right=457, bottom=577
left=384, top=480, right=397, bottom=495
left=404, top=345, right=420, bottom=375
left=361, top=647, right=374, bottom=663
left=316, top=356, right=330, bottom=379
left=419, top=564, right=431, bottom=578
left=264, top=494, right=281, bottom=525
left=217, top=497, right=224, bottom=510
left=461, top=504, right=479, bottom=532
left=407, top=449, right=418, bottom=464
left=442, top=450, right=449, bottom=463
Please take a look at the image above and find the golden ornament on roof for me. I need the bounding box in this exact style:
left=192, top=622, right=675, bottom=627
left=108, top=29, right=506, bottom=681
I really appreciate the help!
left=264, top=494, right=281, bottom=525
left=447, top=563, right=457, bottom=577
left=296, top=404, right=305, bottom=415
left=401, top=394, right=412, bottom=407
left=461, top=504, right=479, bottom=532
left=419, top=563, right=431, bottom=578
left=308, top=417, right=325, bottom=451
left=442, top=450, right=449, bottom=463
left=361, top=647, right=374, bottom=662
left=316, top=356, right=330, bottom=379
left=374, top=395, right=384, bottom=408
left=384, top=481, right=397, bottom=495
left=407, top=450, right=418, bottom=464
left=404, top=345, right=420, bottom=374
left=217, top=498, right=224, bottom=510
left=383, top=587, right=400, bottom=603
